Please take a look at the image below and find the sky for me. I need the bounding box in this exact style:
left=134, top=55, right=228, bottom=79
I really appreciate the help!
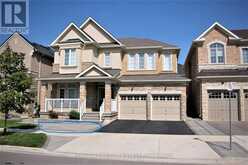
left=0, top=0, right=248, bottom=64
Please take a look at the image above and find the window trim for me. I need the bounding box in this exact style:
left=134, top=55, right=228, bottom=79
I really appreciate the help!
left=128, top=53, right=136, bottom=70
left=147, top=53, right=156, bottom=70
left=138, top=52, right=145, bottom=69
left=208, top=41, right=226, bottom=64
left=240, top=47, right=248, bottom=64
left=64, top=48, right=76, bottom=66
left=163, top=53, right=173, bottom=71
left=104, top=51, right=111, bottom=67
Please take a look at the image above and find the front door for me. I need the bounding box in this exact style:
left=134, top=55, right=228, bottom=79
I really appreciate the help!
left=97, top=87, right=105, bottom=111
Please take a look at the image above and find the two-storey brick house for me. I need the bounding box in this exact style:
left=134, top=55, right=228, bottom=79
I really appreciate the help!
left=39, top=17, right=190, bottom=120
left=185, top=22, right=248, bottom=121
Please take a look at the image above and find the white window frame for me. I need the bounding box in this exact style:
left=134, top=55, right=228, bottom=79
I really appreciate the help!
left=240, top=47, right=248, bottom=64
left=64, top=48, right=76, bottom=66
left=128, top=54, right=136, bottom=70
left=104, top=51, right=111, bottom=67
left=147, top=53, right=156, bottom=70
left=137, top=53, right=145, bottom=69
left=208, top=41, right=226, bottom=64
left=163, top=53, right=172, bottom=71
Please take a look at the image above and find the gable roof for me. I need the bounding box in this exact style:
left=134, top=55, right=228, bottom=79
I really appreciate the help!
left=75, top=63, right=112, bottom=78
left=80, top=17, right=122, bottom=45
left=0, top=32, right=54, bottom=58
left=50, top=22, right=93, bottom=46
left=194, top=22, right=240, bottom=41
left=231, top=29, right=248, bottom=39
left=118, top=37, right=178, bottom=49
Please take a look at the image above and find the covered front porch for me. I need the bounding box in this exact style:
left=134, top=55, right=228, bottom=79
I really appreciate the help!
left=40, top=80, right=118, bottom=120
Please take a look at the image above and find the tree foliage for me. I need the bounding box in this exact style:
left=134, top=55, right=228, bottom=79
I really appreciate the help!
left=0, top=47, right=32, bottom=133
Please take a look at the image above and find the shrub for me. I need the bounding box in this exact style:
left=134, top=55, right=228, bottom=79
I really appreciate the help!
left=48, top=111, right=58, bottom=119
left=69, top=110, right=80, bottom=120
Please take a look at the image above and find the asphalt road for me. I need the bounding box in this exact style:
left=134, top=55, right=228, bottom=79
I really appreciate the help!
left=0, top=151, right=206, bottom=165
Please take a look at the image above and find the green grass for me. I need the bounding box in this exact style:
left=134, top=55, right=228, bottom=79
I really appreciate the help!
left=0, top=132, right=47, bottom=148
left=0, top=120, right=37, bottom=129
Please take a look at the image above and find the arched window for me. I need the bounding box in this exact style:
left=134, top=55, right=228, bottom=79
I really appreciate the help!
left=209, top=43, right=225, bottom=64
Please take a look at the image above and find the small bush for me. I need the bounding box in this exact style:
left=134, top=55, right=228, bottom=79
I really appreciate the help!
left=48, top=111, right=58, bottom=119
left=69, top=110, right=80, bottom=120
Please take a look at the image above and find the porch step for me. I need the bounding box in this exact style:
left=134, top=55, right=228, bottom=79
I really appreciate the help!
left=82, top=112, right=100, bottom=120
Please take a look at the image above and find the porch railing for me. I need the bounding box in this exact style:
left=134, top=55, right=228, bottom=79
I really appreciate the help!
left=45, top=98, right=80, bottom=113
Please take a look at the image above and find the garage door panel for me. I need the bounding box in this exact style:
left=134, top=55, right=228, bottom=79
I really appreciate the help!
left=152, top=95, right=180, bottom=121
left=208, top=90, right=239, bottom=121
left=120, top=95, right=147, bottom=120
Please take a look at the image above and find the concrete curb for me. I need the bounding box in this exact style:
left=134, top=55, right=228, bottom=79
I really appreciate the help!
left=1, top=145, right=248, bottom=164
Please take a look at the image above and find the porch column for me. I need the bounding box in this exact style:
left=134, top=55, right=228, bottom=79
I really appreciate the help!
left=80, top=81, right=87, bottom=111
left=104, top=81, right=111, bottom=113
left=40, top=82, right=53, bottom=112
left=40, top=82, right=47, bottom=112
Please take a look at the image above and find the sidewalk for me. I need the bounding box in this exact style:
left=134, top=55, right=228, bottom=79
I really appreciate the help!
left=1, top=134, right=248, bottom=164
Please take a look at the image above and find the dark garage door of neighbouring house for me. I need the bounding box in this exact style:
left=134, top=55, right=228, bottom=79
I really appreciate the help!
left=208, top=90, right=239, bottom=121
left=245, top=90, right=248, bottom=121
left=119, top=95, right=147, bottom=120
left=151, top=95, right=181, bottom=121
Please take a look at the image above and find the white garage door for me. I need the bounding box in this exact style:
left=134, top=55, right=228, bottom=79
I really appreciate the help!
left=119, top=95, right=147, bottom=120
left=208, top=90, right=239, bottom=121
left=151, top=95, right=181, bottom=121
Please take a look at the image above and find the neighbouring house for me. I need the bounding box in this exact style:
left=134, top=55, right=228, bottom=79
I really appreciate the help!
left=39, top=17, right=190, bottom=120
left=185, top=22, right=248, bottom=121
left=0, top=32, right=54, bottom=110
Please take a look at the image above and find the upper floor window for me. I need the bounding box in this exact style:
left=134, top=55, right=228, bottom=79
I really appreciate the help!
left=138, top=53, right=145, bottom=69
left=64, top=48, right=76, bottom=66
left=241, top=48, right=248, bottom=64
left=128, top=54, right=136, bottom=70
left=147, top=53, right=155, bottom=70
left=163, top=54, right=172, bottom=71
left=209, top=43, right=225, bottom=64
left=104, top=52, right=111, bottom=67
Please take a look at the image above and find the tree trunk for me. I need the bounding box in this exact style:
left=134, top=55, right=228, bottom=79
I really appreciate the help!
left=3, top=112, right=8, bottom=134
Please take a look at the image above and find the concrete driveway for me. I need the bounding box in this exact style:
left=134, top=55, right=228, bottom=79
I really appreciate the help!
left=99, top=120, right=194, bottom=135
left=207, top=121, right=248, bottom=135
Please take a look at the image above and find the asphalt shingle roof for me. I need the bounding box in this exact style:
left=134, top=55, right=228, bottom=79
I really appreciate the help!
left=118, top=37, right=178, bottom=48
left=231, top=29, right=248, bottom=39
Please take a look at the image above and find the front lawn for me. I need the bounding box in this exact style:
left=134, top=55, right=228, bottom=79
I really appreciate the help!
left=0, top=132, right=47, bottom=148
left=0, top=119, right=37, bottom=129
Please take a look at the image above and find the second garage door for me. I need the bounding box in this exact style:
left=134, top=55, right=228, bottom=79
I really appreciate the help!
left=151, top=95, right=181, bottom=121
left=208, top=90, right=239, bottom=121
left=119, top=95, right=147, bottom=120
